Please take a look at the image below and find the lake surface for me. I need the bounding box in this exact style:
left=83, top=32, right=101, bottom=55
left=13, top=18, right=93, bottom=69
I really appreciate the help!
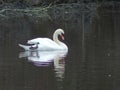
left=0, top=4, right=120, bottom=90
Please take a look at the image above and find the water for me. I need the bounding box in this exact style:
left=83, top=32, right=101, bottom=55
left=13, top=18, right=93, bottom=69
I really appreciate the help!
left=0, top=4, right=120, bottom=90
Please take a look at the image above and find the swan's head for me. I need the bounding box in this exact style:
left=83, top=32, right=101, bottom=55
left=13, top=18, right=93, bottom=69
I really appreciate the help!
left=54, top=29, right=65, bottom=40
left=56, top=28, right=64, bottom=34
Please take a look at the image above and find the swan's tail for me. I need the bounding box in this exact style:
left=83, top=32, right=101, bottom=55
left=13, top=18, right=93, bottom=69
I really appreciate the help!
left=19, top=44, right=30, bottom=51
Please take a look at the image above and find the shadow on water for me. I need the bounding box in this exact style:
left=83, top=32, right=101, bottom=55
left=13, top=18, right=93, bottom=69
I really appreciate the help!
left=0, top=3, right=120, bottom=90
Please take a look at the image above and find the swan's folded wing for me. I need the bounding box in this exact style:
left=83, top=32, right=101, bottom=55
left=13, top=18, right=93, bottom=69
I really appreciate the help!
left=27, top=38, right=42, bottom=44
left=27, top=38, right=55, bottom=45
left=27, top=38, right=61, bottom=50
left=38, top=38, right=61, bottom=49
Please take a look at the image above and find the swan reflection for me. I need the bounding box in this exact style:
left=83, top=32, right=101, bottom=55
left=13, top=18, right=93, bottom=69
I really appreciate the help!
left=19, top=50, right=67, bottom=79
left=19, top=50, right=68, bottom=67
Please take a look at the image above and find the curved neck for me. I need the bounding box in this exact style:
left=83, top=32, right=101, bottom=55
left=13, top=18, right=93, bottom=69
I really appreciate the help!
left=53, top=31, right=68, bottom=50
left=53, top=32, right=62, bottom=45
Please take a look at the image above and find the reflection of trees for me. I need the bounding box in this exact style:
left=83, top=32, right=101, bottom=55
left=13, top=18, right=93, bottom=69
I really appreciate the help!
left=0, top=17, right=31, bottom=47
left=51, top=3, right=98, bottom=23
left=62, top=4, right=120, bottom=90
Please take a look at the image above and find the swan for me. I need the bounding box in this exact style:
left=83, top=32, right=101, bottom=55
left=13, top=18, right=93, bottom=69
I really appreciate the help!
left=19, top=29, right=68, bottom=51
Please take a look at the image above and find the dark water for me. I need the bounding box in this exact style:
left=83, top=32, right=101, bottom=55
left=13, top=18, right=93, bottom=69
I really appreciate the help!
left=0, top=5, right=120, bottom=90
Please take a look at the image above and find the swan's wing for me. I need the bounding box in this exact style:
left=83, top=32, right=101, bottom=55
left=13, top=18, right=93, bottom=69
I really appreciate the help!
left=27, top=38, right=43, bottom=44
left=27, top=38, right=60, bottom=50
left=27, top=38, right=56, bottom=45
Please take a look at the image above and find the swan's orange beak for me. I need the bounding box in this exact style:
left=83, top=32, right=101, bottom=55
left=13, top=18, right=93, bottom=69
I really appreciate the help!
left=61, top=34, right=64, bottom=40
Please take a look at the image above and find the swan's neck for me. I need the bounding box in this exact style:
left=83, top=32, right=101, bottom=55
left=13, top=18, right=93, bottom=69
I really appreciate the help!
left=53, top=32, right=68, bottom=50
left=53, top=33, right=62, bottom=45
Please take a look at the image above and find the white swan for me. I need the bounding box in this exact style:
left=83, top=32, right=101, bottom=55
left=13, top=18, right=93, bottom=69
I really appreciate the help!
left=19, top=29, right=68, bottom=51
